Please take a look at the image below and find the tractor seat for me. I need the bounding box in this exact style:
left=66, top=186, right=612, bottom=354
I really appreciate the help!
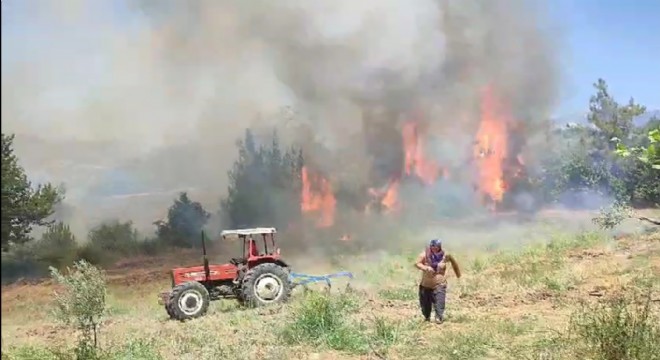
left=248, top=239, right=259, bottom=257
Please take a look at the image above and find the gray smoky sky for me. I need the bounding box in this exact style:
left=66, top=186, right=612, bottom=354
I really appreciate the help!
left=1, top=0, right=563, bottom=238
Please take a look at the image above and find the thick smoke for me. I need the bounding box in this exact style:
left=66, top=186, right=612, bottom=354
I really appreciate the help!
left=1, top=0, right=560, bottom=238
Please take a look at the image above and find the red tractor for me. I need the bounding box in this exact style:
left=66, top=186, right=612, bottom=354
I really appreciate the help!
left=159, top=228, right=292, bottom=321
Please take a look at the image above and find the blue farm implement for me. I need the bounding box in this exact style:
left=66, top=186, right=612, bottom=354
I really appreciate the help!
left=289, top=271, right=354, bottom=289
left=158, top=228, right=353, bottom=321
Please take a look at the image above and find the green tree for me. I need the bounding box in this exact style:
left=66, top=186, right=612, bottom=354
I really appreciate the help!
left=612, top=126, right=660, bottom=207
left=588, top=79, right=646, bottom=149
left=537, top=124, right=628, bottom=205
left=542, top=79, right=656, bottom=206
left=1, top=133, right=64, bottom=251
left=614, top=127, right=660, bottom=170
left=155, top=192, right=210, bottom=247
left=35, top=221, right=77, bottom=270
left=220, top=129, right=302, bottom=229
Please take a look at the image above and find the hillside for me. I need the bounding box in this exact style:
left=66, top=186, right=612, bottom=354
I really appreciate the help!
left=2, top=211, right=659, bottom=360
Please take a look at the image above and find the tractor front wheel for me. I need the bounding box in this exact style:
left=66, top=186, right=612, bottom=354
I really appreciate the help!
left=166, top=281, right=210, bottom=321
left=241, top=263, right=292, bottom=308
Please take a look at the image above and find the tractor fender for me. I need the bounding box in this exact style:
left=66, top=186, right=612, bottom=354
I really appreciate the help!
left=249, top=258, right=291, bottom=269
left=273, top=259, right=291, bottom=269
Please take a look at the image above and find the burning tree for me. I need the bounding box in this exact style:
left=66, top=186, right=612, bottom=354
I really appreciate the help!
left=300, top=166, right=336, bottom=228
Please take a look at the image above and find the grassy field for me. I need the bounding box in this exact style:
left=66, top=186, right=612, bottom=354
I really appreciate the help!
left=2, top=211, right=659, bottom=360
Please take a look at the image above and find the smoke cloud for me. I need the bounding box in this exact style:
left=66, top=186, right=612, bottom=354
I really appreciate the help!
left=1, top=0, right=562, bottom=238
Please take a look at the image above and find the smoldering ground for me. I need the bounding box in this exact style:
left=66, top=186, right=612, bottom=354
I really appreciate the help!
left=2, top=0, right=564, bottom=247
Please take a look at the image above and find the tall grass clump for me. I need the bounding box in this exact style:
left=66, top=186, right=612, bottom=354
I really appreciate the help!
left=570, top=289, right=660, bottom=360
left=279, top=291, right=367, bottom=353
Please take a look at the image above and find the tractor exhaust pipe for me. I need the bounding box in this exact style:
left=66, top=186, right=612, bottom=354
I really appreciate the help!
left=201, top=231, right=210, bottom=282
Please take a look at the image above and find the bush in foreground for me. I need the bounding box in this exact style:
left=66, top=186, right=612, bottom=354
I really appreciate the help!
left=50, top=260, right=107, bottom=359
left=280, top=290, right=366, bottom=353
left=279, top=289, right=415, bottom=357
left=570, top=289, right=660, bottom=360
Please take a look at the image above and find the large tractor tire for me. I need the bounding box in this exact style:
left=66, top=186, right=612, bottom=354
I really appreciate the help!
left=165, top=281, right=210, bottom=321
left=241, top=263, right=292, bottom=308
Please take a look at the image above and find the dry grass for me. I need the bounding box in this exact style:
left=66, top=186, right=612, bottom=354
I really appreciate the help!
left=2, top=219, right=659, bottom=360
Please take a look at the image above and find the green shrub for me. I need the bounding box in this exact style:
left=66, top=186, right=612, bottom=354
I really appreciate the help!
left=138, top=237, right=163, bottom=256
left=34, top=222, right=77, bottom=270
left=87, top=221, right=140, bottom=255
left=592, top=201, right=635, bottom=230
left=280, top=291, right=367, bottom=353
left=368, top=316, right=410, bottom=357
left=78, top=221, right=156, bottom=266
left=50, top=260, right=107, bottom=359
left=570, top=291, right=660, bottom=360
left=75, top=242, right=108, bottom=267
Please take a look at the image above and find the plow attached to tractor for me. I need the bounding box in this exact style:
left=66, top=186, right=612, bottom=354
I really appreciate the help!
left=158, top=228, right=354, bottom=321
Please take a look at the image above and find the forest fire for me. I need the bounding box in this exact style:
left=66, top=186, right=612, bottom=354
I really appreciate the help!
left=380, top=179, right=400, bottom=212
left=301, top=84, right=526, bottom=229
left=402, top=120, right=442, bottom=185
left=300, top=166, right=336, bottom=227
left=473, top=85, right=510, bottom=210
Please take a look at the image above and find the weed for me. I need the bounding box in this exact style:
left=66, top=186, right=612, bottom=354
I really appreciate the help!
left=471, top=257, right=487, bottom=273
left=542, top=271, right=579, bottom=293
left=378, top=287, right=417, bottom=301
left=1, top=339, right=162, bottom=360
left=280, top=291, right=368, bottom=353
left=456, top=278, right=480, bottom=298
left=372, top=316, right=408, bottom=346
left=431, top=330, right=494, bottom=360
left=514, top=335, right=572, bottom=360
left=570, top=290, right=660, bottom=360
left=0, top=346, right=70, bottom=360
left=105, top=338, right=162, bottom=360
left=365, top=316, right=413, bottom=358
left=496, top=241, right=571, bottom=289
left=496, top=319, right=530, bottom=337
left=447, top=311, right=472, bottom=323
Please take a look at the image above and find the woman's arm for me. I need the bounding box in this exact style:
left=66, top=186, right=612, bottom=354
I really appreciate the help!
left=446, top=253, right=462, bottom=278
left=415, top=252, right=433, bottom=272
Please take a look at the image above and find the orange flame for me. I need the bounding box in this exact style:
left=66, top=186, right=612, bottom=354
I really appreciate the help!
left=367, top=179, right=401, bottom=214
left=402, top=120, right=440, bottom=185
left=301, top=166, right=336, bottom=227
left=473, top=85, right=508, bottom=207
left=381, top=179, right=400, bottom=212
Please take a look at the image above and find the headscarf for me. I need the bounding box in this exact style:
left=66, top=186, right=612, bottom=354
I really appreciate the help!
left=426, top=239, right=444, bottom=271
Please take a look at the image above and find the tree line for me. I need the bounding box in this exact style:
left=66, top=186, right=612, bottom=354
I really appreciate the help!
left=1, top=79, right=658, bottom=283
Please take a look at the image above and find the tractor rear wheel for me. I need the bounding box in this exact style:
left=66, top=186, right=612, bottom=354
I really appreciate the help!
left=166, top=281, right=210, bottom=321
left=241, top=263, right=292, bottom=308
